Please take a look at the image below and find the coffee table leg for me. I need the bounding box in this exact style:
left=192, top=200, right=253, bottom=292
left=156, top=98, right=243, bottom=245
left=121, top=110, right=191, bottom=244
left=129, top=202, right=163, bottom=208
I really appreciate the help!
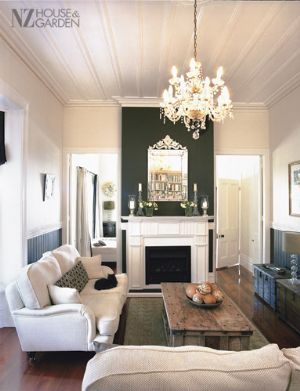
left=171, top=333, right=184, bottom=347
left=219, top=336, right=229, bottom=350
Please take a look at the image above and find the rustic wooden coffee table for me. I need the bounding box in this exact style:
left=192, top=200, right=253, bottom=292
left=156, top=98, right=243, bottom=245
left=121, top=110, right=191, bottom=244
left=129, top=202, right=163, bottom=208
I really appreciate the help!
left=161, top=282, right=253, bottom=351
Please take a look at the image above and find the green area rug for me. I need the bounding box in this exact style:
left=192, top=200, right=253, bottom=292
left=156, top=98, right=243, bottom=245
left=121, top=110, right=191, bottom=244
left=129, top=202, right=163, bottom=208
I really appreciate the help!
left=124, top=298, right=268, bottom=350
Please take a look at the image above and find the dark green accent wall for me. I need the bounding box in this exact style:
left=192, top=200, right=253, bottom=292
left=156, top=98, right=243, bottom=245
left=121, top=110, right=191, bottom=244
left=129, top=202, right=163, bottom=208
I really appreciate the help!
left=121, top=107, right=214, bottom=216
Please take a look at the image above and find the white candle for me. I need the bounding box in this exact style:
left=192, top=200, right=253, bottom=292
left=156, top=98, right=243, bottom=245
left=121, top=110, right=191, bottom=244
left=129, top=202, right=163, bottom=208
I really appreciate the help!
left=129, top=200, right=135, bottom=210
left=138, top=183, right=142, bottom=192
left=202, top=201, right=208, bottom=209
left=193, top=183, right=197, bottom=192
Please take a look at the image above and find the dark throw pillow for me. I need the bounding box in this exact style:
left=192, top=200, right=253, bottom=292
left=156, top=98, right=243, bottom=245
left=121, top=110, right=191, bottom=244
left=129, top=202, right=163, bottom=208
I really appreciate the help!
left=55, top=260, right=89, bottom=292
left=94, top=273, right=118, bottom=291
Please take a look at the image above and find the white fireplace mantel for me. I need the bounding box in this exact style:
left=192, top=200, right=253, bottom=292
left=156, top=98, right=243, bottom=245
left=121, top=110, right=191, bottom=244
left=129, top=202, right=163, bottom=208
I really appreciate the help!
left=126, top=216, right=210, bottom=290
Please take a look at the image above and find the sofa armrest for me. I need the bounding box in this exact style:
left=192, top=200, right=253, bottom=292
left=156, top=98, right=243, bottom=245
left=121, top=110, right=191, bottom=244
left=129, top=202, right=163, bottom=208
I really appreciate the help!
left=12, top=303, right=93, bottom=318
left=12, top=304, right=96, bottom=352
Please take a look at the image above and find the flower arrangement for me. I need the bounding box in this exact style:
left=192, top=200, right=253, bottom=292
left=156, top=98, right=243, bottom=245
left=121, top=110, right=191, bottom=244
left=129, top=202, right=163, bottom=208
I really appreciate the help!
left=101, top=181, right=116, bottom=198
left=180, top=201, right=196, bottom=209
left=142, top=201, right=158, bottom=210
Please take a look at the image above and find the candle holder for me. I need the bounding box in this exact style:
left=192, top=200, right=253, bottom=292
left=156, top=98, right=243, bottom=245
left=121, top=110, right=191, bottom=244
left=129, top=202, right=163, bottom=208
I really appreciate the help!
left=128, top=195, right=136, bottom=216
left=136, top=190, right=144, bottom=216
left=200, top=195, right=209, bottom=216
left=192, top=190, right=200, bottom=216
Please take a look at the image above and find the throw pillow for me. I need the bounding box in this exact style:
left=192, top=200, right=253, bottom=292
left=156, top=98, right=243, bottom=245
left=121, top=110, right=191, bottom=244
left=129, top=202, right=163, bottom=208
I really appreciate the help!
left=77, top=255, right=106, bottom=279
left=55, top=260, right=89, bottom=292
left=94, top=273, right=118, bottom=291
left=48, top=285, right=81, bottom=305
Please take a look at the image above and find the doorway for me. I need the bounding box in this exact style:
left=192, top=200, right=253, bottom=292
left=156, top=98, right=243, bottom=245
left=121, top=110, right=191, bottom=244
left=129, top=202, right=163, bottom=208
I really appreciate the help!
left=216, top=155, right=262, bottom=272
left=68, top=152, right=120, bottom=270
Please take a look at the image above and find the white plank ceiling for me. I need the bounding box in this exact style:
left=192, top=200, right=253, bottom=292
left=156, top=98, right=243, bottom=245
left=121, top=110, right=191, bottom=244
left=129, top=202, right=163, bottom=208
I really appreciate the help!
left=1, top=0, right=300, bottom=106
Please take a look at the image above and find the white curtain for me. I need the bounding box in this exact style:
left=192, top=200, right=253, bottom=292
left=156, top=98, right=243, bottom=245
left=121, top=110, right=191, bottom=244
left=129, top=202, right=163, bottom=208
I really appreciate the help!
left=76, top=167, right=91, bottom=256
left=95, top=178, right=103, bottom=238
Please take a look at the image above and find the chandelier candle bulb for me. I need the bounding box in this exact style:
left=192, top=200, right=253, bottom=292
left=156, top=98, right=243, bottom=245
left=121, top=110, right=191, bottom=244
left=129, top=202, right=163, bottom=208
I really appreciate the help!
left=194, top=183, right=197, bottom=192
left=138, top=183, right=142, bottom=192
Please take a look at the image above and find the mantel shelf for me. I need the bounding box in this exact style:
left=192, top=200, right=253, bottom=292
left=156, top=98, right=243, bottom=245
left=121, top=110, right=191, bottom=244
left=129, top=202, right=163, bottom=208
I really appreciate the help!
left=123, top=215, right=214, bottom=222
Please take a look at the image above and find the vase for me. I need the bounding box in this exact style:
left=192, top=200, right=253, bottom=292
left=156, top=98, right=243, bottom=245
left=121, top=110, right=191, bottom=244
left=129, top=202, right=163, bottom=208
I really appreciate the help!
left=145, top=207, right=154, bottom=217
left=185, top=207, right=193, bottom=217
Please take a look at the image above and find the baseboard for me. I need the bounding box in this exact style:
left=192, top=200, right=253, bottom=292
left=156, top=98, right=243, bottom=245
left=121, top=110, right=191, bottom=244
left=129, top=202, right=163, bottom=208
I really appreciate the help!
left=240, top=254, right=255, bottom=274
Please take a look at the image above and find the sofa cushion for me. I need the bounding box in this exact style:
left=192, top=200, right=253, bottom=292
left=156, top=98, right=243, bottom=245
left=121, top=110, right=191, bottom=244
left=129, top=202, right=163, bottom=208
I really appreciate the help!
left=80, top=294, right=123, bottom=336
left=80, top=274, right=128, bottom=306
left=82, top=344, right=292, bottom=391
left=78, top=255, right=105, bottom=279
left=55, top=261, right=89, bottom=292
left=48, top=285, right=82, bottom=305
left=52, top=244, right=80, bottom=274
left=17, top=255, right=62, bottom=309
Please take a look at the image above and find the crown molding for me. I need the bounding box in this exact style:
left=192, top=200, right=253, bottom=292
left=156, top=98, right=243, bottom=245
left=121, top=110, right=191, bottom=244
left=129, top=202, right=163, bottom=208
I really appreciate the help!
left=265, top=72, right=300, bottom=108
left=65, top=99, right=119, bottom=108
left=112, top=97, right=161, bottom=107
left=232, top=102, right=268, bottom=111
left=64, top=98, right=268, bottom=110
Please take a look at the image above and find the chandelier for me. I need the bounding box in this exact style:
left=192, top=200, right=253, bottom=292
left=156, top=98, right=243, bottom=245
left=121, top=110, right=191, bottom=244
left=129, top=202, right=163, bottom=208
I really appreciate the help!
left=160, top=0, right=233, bottom=140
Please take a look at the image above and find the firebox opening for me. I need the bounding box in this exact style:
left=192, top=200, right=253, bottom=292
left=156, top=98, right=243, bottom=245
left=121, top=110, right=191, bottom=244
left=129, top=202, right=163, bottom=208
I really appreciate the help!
left=145, top=246, right=191, bottom=285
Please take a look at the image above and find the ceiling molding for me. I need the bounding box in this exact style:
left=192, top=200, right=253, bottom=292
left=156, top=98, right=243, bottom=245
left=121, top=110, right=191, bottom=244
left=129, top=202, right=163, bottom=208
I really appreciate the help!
left=226, top=2, right=281, bottom=82
left=113, top=97, right=160, bottom=107
left=231, top=102, right=267, bottom=111
left=65, top=99, right=119, bottom=108
left=65, top=97, right=267, bottom=110
left=0, top=13, right=67, bottom=104
left=38, top=28, right=89, bottom=100
left=98, top=0, right=124, bottom=96
left=265, top=72, right=300, bottom=108
left=206, top=2, right=243, bottom=73
left=235, top=12, right=300, bottom=97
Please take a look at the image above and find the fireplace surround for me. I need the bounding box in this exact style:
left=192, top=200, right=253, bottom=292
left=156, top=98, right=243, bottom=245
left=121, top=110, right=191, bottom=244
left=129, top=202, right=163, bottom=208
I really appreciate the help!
left=127, top=216, right=209, bottom=290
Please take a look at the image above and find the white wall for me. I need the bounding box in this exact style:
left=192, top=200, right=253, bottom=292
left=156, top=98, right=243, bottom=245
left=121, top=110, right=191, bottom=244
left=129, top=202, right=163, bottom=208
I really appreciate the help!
left=270, top=87, right=300, bottom=232
left=0, top=37, right=63, bottom=281
left=63, top=106, right=121, bottom=149
left=214, top=108, right=269, bottom=151
left=0, top=108, right=23, bottom=285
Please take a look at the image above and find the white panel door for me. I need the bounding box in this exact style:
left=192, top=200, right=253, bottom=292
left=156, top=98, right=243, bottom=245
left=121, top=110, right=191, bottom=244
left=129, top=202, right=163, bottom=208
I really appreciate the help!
left=216, top=179, right=240, bottom=268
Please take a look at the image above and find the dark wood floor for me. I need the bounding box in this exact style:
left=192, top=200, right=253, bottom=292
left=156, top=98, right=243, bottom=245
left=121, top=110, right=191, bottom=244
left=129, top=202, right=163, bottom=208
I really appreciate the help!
left=0, top=266, right=299, bottom=391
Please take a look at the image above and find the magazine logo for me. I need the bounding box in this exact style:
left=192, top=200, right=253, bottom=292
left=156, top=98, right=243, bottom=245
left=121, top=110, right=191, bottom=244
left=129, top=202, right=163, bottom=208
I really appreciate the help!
left=11, top=8, right=80, bottom=28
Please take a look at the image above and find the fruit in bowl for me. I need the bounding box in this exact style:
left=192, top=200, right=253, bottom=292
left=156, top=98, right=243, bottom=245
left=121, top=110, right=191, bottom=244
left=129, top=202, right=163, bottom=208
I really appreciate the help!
left=185, top=281, right=224, bottom=306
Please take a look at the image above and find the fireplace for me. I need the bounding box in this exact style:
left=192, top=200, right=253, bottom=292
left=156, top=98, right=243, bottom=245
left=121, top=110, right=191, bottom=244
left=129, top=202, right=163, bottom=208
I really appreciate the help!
left=127, top=217, right=209, bottom=290
left=145, top=246, right=191, bottom=285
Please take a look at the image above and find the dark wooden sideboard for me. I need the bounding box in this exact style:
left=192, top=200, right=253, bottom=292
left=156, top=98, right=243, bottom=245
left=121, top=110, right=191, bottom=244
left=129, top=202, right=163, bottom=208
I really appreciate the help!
left=276, top=279, right=300, bottom=334
left=253, top=264, right=291, bottom=310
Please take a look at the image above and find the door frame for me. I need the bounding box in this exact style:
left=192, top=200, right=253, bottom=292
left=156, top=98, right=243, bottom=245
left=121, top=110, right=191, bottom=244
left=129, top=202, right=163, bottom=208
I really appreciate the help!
left=214, top=148, right=270, bottom=274
left=63, top=147, right=122, bottom=273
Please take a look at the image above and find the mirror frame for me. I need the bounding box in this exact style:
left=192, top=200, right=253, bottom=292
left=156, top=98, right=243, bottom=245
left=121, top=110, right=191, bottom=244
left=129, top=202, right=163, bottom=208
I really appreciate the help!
left=147, top=135, right=188, bottom=202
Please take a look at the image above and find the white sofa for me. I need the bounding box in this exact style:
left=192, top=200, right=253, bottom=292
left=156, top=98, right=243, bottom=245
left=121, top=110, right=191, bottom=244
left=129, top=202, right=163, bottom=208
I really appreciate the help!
left=5, top=244, right=128, bottom=352
left=82, top=344, right=300, bottom=391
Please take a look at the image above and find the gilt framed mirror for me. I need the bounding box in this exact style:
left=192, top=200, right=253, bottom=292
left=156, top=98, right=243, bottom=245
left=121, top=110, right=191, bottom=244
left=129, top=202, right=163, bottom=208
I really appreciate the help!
left=148, top=135, right=188, bottom=201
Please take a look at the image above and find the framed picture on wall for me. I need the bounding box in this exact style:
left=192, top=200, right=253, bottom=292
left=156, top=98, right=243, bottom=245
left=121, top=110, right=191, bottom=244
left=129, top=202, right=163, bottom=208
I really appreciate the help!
left=289, top=161, right=300, bottom=216
left=43, top=174, right=56, bottom=201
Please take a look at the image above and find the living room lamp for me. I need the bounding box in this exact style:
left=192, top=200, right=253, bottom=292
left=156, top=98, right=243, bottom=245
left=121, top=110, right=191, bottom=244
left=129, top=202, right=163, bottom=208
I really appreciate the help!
left=282, top=231, right=300, bottom=284
left=160, top=0, right=233, bottom=140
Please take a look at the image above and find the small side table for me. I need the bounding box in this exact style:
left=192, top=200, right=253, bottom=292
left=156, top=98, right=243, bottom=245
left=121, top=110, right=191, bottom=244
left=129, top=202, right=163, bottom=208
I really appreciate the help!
left=276, top=279, right=300, bottom=334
